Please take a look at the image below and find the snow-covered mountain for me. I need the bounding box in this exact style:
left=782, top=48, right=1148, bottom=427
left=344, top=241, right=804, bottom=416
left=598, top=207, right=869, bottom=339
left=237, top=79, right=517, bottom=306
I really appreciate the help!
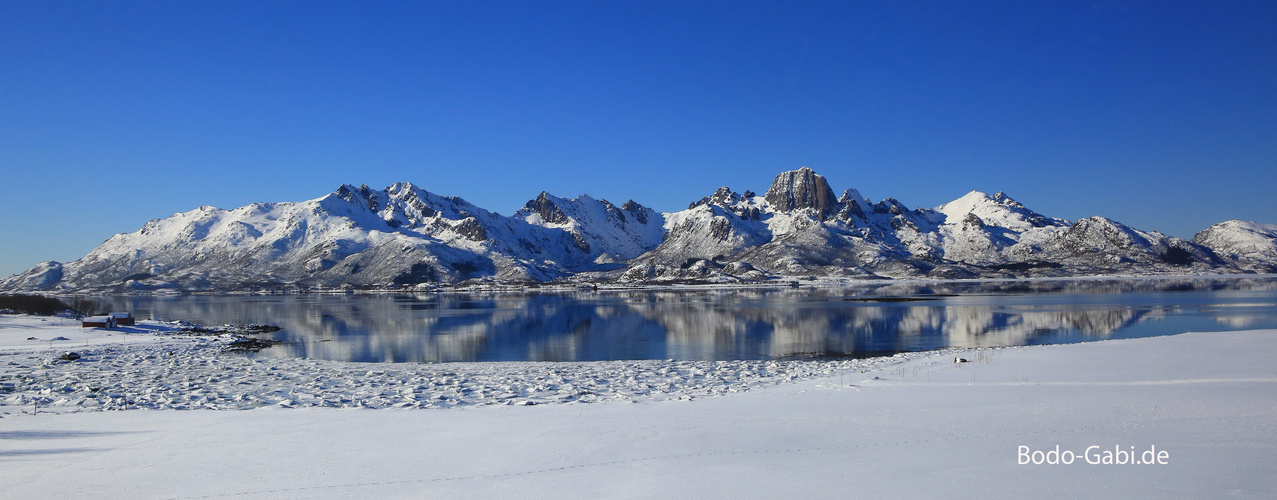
left=1191, top=220, right=1277, bottom=272
left=615, top=167, right=1241, bottom=282
left=2, top=182, right=661, bottom=292
left=3, top=167, right=1274, bottom=293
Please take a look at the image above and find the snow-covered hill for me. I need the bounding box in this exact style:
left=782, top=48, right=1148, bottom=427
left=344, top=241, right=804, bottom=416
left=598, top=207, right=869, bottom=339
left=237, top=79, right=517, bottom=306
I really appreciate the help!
left=3, top=167, right=1274, bottom=292
left=1192, top=220, right=1277, bottom=272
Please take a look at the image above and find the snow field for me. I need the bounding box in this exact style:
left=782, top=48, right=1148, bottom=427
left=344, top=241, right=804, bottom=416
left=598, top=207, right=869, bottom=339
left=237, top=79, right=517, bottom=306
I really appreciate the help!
left=2, top=314, right=1274, bottom=498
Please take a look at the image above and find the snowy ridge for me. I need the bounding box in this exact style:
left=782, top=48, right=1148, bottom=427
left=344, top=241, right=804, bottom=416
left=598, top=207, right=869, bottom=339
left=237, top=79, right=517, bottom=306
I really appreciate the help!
left=1192, top=220, right=1277, bottom=272
left=514, top=192, right=664, bottom=267
left=3, top=167, right=1276, bottom=292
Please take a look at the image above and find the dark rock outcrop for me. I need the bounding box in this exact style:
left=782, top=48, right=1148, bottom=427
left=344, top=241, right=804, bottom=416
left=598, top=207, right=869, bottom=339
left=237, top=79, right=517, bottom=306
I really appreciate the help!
left=763, top=167, right=839, bottom=219
left=524, top=192, right=570, bottom=224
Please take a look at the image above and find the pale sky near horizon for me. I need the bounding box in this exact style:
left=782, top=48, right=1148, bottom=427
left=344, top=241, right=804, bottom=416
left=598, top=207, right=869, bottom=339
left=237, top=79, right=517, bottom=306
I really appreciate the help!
left=2, top=1, right=1275, bottom=277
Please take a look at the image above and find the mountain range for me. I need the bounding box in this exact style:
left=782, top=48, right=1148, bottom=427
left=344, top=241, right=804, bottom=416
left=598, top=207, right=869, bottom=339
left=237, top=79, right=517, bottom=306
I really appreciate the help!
left=4, top=167, right=1276, bottom=293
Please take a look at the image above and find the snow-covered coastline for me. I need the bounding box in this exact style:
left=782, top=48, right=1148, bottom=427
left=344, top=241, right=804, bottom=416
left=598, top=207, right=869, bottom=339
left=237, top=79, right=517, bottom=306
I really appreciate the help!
left=1, top=315, right=920, bottom=413
left=2, top=315, right=1275, bottom=498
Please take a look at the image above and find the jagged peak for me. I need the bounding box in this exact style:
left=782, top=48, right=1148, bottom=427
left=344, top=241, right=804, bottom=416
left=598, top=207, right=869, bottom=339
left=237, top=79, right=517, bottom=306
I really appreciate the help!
left=839, top=188, right=868, bottom=205
left=873, top=197, right=910, bottom=215
left=528, top=190, right=597, bottom=205
left=329, top=184, right=384, bottom=213
left=191, top=204, right=224, bottom=214
left=1075, top=215, right=1119, bottom=225
left=1061, top=215, right=1157, bottom=250
left=992, top=191, right=1031, bottom=210
left=522, top=191, right=570, bottom=225
left=1066, top=216, right=1143, bottom=239
left=334, top=183, right=371, bottom=195
left=688, top=186, right=743, bottom=210
left=386, top=181, right=425, bottom=197
left=763, top=167, right=838, bottom=218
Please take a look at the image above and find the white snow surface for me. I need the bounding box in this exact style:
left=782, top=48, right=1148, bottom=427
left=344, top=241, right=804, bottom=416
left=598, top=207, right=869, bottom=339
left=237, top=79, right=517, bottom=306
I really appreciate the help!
left=0, top=315, right=901, bottom=411
left=1, top=313, right=1275, bottom=498
left=1194, top=220, right=1277, bottom=264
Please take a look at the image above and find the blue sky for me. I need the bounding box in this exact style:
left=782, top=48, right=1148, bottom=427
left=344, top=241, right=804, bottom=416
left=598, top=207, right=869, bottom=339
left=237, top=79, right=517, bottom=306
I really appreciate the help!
left=2, top=1, right=1275, bottom=277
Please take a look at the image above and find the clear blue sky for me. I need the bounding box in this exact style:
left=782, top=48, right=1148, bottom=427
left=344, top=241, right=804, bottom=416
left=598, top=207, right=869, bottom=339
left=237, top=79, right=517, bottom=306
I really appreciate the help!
left=3, top=1, right=1276, bottom=277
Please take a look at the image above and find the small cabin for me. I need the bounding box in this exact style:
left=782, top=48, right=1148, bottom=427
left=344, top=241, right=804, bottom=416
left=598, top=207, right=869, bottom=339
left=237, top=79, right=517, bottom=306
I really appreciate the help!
left=82, top=316, right=117, bottom=329
left=110, top=312, right=135, bottom=326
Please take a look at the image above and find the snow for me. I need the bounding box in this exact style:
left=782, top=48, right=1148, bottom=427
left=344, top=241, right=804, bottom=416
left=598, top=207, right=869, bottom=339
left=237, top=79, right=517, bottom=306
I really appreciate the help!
left=1, top=313, right=1274, bottom=498
left=1194, top=220, right=1277, bottom=264
left=0, top=315, right=189, bottom=351
left=5, top=168, right=1276, bottom=292
left=0, top=314, right=905, bottom=411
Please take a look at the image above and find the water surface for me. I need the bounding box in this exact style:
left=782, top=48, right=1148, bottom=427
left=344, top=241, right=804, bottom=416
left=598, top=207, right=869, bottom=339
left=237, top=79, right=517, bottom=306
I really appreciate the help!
left=91, top=277, right=1277, bottom=363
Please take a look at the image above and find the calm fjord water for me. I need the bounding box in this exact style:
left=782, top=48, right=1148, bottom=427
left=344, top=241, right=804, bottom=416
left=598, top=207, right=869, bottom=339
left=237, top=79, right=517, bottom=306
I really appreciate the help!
left=93, top=277, right=1277, bottom=363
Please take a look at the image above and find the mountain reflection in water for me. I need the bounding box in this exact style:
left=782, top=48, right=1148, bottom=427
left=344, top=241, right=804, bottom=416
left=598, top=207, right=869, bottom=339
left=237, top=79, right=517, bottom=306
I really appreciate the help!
left=92, top=277, right=1277, bottom=363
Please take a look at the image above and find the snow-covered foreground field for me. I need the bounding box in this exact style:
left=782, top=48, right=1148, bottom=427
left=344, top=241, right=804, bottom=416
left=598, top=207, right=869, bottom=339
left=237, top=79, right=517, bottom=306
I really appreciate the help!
left=2, top=315, right=1275, bottom=498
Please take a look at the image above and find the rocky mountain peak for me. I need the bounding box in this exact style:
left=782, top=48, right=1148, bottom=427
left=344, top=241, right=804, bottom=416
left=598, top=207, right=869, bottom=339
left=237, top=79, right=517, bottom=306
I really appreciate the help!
left=935, top=190, right=1062, bottom=229
left=523, top=191, right=570, bottom=225
left=763, top=167, right=838, bottom=219
left=688, top=187, right=742, bottom=210
left=331, top=184, right=383, bottom=213
left=620, top=200, right=650, bottom=224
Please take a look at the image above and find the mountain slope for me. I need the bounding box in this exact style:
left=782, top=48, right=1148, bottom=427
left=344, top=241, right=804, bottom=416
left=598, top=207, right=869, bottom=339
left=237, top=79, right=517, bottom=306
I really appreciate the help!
left=1192, top=220, right=1277, bottom=272
left=3, top=168, right=1274, bottom=293
left=2, top=183, right=664, bottom=292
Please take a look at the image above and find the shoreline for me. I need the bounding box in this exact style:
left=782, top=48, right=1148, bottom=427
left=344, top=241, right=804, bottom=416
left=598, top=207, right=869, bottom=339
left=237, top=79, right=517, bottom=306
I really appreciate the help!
left=0, top=314, right=937, bottom=414
left=11, top=272, right=1276, bottom=297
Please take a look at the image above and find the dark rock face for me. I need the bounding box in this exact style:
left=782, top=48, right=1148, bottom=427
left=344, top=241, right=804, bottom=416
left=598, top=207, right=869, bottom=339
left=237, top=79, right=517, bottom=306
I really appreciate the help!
left=874, top=198, right=906, bottom=215
left=963, top=213, right=985, bottom=230
left=890, top=215, right=918, bottom=232
left=600, top=200, right=627, bottom=224
left=621, top=200, right=649, bottom=224
left=453, top=217, right=487, bottom=241
left=837, top=192, right=867, bottom=222
left=524, top=192, right=569, bottom=224
left=392, top=262, right=438, bottom=285
left=1161, top=247, right=1195, bottom=266
left=571, top=231, right=591, bottom=253
left=763, top=167, right=838, bottom=219
left=709, top=217, right=733, bottom=241
left=337, top=184, right=380, bottom=212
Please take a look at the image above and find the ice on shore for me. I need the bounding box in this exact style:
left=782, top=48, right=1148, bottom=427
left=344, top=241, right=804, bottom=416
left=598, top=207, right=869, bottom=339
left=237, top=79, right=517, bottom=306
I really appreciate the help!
left=0, top=315, right=917, bottom=413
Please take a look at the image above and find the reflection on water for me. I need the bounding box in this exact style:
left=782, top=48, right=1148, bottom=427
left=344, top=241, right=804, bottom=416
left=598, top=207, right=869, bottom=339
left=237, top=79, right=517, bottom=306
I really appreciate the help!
left=92, top=277, right=1277, bottom=363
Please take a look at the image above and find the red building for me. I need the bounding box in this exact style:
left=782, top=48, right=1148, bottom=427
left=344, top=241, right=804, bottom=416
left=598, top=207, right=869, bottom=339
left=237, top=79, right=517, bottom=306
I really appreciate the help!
left=81, top=316, right=117, bottom=329
left=110, top=312, right=135, bottom=326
